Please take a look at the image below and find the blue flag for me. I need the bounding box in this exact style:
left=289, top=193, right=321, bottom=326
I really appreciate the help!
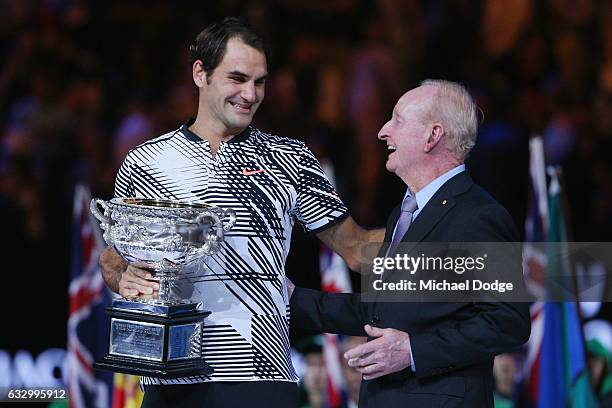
left=536, top=168, right=598, bottom=408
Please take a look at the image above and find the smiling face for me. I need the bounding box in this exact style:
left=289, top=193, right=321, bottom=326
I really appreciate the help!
left=196, top=37, right=268, bottom=136
left=377, top=85, right=436, bottom=182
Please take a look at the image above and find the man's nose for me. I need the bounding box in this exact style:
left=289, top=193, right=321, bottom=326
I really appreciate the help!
left=241, top=82, right=257, bottom=102
left=378, top=122, right=390, bottom=140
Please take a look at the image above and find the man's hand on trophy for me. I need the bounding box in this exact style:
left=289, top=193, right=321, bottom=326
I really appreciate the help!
left=119, top=265, right=160, bottom=300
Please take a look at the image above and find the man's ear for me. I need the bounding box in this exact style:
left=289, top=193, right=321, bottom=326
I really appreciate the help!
left=424, top=123, right=444, bottom=153
left=193, top=60, right=208, bottom=87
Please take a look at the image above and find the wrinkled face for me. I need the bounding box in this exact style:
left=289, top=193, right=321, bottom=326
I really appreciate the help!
left=199, top=37, right=267, bottom=134
left=377, top=86, right=435, bottom=179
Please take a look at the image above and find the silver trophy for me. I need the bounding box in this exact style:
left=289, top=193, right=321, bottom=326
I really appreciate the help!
left=90, top=197, right=236, bottom=378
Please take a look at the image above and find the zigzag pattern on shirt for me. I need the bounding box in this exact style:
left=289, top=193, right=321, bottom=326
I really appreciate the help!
left=115, top=122, right=347, bottom=384
left=252, top=314, right=296, bottom=380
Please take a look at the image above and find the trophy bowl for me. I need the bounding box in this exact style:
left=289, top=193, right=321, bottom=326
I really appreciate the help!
left=90, top=197, right=236, bottom=378
left=91, top=197, right=236, bottom=303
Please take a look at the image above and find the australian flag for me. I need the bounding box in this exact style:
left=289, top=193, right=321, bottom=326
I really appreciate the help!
left=67, top=184, right=113, bottom=408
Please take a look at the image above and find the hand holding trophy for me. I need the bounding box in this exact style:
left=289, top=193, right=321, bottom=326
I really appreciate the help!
left=90, top=197, right=236, bottom=378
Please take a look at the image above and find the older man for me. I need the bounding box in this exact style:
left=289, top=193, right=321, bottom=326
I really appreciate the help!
left=288, top=79, right=530, bottom=407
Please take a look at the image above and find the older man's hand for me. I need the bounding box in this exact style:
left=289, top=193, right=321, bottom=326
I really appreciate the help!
left=344, top=325, right=411, bottom=380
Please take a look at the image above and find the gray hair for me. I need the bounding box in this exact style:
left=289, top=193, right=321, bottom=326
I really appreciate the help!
left=420, top=79, right=479, bottom=160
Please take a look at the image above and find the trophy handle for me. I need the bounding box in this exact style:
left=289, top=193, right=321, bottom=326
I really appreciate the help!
left=90, top=198, right=111, bottom=224
left=186, top=208, right=235, bottom=260
left=221, top=208, right=237, bottom=232
left=196, top=211, right=223, bottom=241
left=186, top=210, right=223, bottom=259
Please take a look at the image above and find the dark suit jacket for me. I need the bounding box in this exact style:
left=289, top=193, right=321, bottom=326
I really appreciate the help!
left=290, top=171, right=530, bottom=407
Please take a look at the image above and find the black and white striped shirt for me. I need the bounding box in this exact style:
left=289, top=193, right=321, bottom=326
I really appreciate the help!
left=114, top=120, right=348, bottom=384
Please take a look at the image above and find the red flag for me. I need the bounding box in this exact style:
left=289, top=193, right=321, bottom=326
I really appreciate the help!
left=67, top=184, right=113, bottom=407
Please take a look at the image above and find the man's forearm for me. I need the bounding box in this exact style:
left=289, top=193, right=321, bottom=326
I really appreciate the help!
left=364, top=228, right=385, bottom=245
left=99, top=246, right=127, bottom=293
left=317, top=217, right=385, bottom=271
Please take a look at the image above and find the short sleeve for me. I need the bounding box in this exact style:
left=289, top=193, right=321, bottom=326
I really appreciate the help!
left=294, top=145, right=349, bottom=234
left=114, top=155, right=135, bottom=198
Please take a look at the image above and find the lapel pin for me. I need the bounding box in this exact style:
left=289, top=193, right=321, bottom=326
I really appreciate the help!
left=442, top=200, right=447, bottom=205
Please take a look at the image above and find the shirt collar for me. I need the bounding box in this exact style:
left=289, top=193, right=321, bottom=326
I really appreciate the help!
left=405, top=164, right=466, bottom=218
left=180, top=118, right=251, bottom=143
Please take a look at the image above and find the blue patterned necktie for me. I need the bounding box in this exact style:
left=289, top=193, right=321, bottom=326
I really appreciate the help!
left=387, top=195, right=418, bottom=256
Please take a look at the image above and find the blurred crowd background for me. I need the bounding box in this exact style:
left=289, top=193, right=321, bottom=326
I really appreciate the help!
left=1, top=0, right=612, bottom=406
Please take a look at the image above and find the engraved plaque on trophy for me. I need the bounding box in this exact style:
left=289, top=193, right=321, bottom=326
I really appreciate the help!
left=90, top=198, right=236, bottom=378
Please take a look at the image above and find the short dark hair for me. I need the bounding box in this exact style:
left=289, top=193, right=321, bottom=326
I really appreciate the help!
left=188, top=17, right=267, bottom=77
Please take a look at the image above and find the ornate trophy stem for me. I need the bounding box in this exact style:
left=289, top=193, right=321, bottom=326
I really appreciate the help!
left=157, top=274, right=174, bottom=303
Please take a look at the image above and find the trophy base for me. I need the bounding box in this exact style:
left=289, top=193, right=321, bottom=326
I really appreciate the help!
left=94, top=355, right=213, bottom=378
left=95, top=300, right=212, bottom=379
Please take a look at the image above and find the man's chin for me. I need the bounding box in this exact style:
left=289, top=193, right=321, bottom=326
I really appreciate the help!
left=226, top=119, right=252, bottom=134
left=227, top=112, right=253, bottom=124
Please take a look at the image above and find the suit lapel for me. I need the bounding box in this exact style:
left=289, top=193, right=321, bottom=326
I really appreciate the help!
left=382, top=172, right=474, bottom=267
left=402, top=171, right=473, bottom=244
left=385, top=205, right=400, bottom=242
left=400, top=196, right=455, bottom=245
left=377, top=204, right=401, bottom=258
